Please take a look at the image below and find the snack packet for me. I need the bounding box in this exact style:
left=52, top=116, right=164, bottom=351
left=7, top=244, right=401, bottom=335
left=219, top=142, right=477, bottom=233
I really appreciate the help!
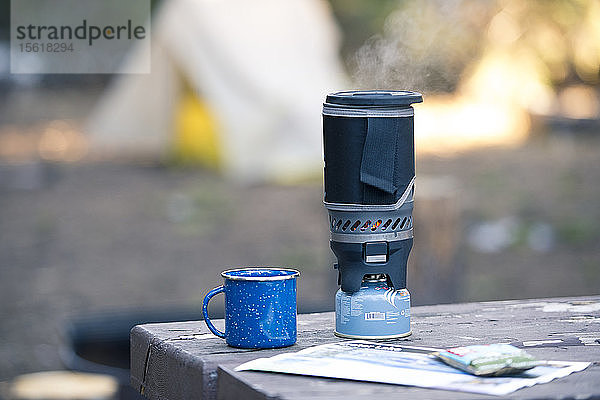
left=434, top=344, right=539, bottom=376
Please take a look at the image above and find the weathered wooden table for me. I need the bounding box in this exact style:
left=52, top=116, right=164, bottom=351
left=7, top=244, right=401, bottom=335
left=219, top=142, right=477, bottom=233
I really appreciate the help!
left=131, top=295, right=600, bottom=400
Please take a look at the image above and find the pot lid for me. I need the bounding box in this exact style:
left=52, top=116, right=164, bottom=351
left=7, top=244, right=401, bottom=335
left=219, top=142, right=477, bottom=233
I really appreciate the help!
left=325, top=90, right=423, bottom=107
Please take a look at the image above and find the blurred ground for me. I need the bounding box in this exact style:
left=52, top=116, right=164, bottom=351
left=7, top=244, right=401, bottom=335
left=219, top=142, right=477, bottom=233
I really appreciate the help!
left=419, top=135, right=600, bottom=300
left=1, top=131, right=599, bottom=381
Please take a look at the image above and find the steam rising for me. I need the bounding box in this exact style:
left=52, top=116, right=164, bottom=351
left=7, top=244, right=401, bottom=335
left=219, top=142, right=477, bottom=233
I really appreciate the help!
left=351, top=0, right=492, bottom=92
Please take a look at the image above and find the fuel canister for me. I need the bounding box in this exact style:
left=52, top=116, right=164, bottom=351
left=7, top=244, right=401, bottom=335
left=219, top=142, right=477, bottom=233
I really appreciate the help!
left=335, top=274, right=411, bottom=339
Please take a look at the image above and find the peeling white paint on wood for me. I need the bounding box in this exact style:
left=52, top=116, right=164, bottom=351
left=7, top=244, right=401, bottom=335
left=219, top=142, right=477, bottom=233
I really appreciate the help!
left=543, top=302, right=600, bottom=313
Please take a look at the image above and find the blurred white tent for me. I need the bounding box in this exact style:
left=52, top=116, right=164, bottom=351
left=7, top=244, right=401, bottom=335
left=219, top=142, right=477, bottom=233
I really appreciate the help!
left=86, top=0, right=347, bottom=183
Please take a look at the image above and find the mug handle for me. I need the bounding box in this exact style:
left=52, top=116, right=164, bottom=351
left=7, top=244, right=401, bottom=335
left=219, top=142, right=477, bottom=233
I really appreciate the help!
left=202, top=286, right=226, bottom=338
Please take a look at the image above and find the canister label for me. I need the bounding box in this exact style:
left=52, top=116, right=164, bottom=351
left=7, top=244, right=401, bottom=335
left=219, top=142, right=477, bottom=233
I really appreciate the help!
left=335, top=283, right=411, bottom=339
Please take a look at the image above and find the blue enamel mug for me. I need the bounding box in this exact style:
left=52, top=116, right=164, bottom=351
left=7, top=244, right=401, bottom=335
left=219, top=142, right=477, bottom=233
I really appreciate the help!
left=202, top=267, right=300, bottom=348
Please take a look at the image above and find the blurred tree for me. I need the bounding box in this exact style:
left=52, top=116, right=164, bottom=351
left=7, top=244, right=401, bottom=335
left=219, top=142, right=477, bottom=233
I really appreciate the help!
left=462, top=0, right=600, bottom=118
left=328, top=0, right=400, bottom=60
left=490, top=0, right=600, bottom=87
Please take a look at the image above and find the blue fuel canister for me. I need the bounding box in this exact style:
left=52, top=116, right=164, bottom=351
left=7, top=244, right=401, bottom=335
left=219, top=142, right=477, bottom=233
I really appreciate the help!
left=335, top=274, right=411, bottom=339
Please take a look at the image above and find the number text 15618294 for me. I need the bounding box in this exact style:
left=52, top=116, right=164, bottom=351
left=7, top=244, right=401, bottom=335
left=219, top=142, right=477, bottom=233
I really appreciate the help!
left=19, top=42, right=74, bottom=52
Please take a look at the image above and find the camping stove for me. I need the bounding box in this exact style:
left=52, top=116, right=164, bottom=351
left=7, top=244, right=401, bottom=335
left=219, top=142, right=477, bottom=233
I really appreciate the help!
left=322, top=90, right=422, bottom=339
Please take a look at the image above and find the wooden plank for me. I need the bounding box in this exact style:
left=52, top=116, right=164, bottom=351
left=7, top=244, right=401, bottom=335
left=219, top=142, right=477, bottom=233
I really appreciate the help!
left=131, top=313, right=338, bottom=400
left=131, top=295, right=600, bottom=400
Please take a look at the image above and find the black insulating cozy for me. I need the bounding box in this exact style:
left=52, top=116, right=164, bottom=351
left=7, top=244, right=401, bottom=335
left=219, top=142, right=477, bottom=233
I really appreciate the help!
left=323, top=90, right=422, bottom=205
